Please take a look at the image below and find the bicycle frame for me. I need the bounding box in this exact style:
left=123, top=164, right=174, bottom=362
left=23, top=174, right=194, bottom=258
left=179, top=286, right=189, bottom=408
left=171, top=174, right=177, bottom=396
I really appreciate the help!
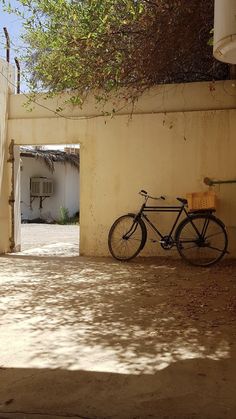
left=108, top=190, right=228, bottom=266
left=136, top=202, right=191, bottom=243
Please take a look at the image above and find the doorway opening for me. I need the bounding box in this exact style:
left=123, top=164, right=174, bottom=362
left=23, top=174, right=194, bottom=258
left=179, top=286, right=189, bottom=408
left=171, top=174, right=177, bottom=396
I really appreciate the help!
left=14, top=144, right=80, bottom=257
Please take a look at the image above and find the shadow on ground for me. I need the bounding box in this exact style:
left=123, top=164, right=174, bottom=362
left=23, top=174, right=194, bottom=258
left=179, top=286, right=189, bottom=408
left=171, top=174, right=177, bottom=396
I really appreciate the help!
left=0, top=255, right=235, bottom=418
left=0, top=353, right=236, bottom=419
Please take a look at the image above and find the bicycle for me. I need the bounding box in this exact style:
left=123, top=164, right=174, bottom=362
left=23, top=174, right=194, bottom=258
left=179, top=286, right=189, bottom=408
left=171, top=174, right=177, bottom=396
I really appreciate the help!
left=108, top=190, right=228, bottom=267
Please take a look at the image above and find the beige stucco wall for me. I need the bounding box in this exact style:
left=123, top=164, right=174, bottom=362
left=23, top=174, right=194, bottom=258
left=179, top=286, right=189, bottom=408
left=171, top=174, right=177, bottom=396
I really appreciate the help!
left=79, top=109, right=236, bottom=257
left=4, top=80, right=236, bottom=257
left=14, top=146, right=21, bottom=251
left=0, top=59, right=15, bottom=253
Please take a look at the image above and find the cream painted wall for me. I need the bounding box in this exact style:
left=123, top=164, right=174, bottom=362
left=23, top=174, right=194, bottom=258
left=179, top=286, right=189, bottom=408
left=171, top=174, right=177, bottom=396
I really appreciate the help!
left=14, top=146, right=21, bottom=251
left=79, top=109, right=236, bottom=257
left=3, top=80, right=236, bottom=257
left=20, top=156, right=80, bottom=221
left=8, top=80, right=236, bottom=119
left=0, top=59, right=15, bottom=253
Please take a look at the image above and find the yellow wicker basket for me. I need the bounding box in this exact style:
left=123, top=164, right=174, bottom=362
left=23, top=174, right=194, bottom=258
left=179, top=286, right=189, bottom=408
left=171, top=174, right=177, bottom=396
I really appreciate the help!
left=186, top=191, right=217, bottom=211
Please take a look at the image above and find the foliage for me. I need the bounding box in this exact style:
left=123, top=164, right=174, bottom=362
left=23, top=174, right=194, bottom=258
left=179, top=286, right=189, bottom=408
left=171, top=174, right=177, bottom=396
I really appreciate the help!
left=2, top=0, right=228, bottom=108
left=59, top=206, right=70, bottom=224
left=58, top=207, right=79, bottom=225
left=208, top=28, right=214, bottom=46
left=20, top=147, right=80, bottom=173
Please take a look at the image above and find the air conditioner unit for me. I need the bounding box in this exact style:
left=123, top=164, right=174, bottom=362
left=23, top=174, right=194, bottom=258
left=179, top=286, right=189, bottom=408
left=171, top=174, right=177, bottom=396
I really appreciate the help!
left=30, top=177, right=54, bottom=197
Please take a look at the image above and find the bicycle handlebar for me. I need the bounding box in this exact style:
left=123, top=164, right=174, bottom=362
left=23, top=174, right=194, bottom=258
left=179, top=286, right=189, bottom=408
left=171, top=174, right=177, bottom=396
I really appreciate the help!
left=139, top=190, right=166, bottom=200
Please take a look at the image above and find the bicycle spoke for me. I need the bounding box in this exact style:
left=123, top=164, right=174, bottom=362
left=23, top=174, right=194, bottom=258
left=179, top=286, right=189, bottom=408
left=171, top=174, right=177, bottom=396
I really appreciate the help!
left=205, top=231, right=225, bottom=239
left=203, top=245, right=225, bottom=253
left=176, top=214, right=228, bottom=266
left=108, top=214, right=146, bottom=261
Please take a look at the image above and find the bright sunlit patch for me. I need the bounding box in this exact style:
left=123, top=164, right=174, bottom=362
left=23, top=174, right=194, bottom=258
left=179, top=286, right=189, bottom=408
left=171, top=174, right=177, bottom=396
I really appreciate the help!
left=0, top=314, right=231, bottom=374
left=150, top=265, right=177, bottom=270
left=12, top=242, right=79, bottom=257
left=207, top=340, right=230, bottom=360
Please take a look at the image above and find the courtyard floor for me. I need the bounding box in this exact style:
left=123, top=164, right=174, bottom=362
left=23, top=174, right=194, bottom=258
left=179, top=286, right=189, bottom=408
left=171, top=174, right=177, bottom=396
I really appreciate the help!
left=19, top=223, right=80, bottom=257
left=0, top=225, right=236, bottom=418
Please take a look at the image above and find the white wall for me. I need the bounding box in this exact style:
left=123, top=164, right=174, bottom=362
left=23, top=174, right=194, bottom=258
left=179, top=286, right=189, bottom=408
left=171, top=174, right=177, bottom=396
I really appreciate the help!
left=20, top=156, right=80, bottom=221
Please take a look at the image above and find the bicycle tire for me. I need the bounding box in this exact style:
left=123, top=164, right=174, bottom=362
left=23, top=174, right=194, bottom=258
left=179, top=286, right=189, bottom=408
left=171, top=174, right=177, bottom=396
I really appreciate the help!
left=108, top=213, right=147, bottom=261
left=175, top=213, right=228, bottom=267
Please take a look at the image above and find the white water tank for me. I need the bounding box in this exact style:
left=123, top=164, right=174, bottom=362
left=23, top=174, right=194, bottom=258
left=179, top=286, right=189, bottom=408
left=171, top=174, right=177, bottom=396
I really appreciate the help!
left=214, top=0, right=236, bottom=64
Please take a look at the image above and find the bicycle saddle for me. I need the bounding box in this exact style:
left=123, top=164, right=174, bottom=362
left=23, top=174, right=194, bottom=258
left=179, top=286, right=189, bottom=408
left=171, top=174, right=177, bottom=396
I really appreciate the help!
left=176, top=197, right=188, bottom=205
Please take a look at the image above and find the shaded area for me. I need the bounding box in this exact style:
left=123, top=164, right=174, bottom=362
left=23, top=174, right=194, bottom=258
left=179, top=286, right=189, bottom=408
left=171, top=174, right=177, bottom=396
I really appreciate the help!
left=0, top=356, right=236, bottom=418
left=145, top=0, right=228, bottom=85
left=0, top=256, right=235, bottom=417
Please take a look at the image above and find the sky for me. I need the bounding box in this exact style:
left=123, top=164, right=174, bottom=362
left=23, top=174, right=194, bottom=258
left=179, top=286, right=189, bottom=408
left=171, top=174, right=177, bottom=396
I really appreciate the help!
left=0, top=1, right=80, bottom=150
left=0, top=1, right=24, bottom=63
left=0, top=0, right=29, bottom=93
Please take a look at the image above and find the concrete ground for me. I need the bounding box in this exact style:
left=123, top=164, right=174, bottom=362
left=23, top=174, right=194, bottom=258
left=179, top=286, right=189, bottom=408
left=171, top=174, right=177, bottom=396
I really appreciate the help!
left=0, top=225, right=236, bottom=418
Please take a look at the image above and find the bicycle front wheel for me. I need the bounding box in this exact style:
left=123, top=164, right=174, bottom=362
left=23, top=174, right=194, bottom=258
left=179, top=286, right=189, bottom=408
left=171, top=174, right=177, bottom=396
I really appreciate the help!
left=175, top=214, right=228, bottom=267
left=108, top=214, right=147, bottom=261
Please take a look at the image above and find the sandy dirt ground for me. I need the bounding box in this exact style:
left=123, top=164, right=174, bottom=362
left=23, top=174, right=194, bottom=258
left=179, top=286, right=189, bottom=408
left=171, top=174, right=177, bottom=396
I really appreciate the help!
left=19, top=224, right=80, bottom=257
left=0, top=225, right=235, bottom=418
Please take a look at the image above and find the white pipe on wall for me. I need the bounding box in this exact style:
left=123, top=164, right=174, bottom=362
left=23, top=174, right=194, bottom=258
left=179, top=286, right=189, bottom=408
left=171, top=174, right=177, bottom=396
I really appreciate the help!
left=214, top=0, right=236, bottom=64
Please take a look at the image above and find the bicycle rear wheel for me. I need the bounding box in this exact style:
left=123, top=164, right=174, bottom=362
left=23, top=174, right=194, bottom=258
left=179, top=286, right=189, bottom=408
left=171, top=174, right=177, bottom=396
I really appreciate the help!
left=108, top=214, right=147, bottom=261
left=175, top=214, right=228, bottom=266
